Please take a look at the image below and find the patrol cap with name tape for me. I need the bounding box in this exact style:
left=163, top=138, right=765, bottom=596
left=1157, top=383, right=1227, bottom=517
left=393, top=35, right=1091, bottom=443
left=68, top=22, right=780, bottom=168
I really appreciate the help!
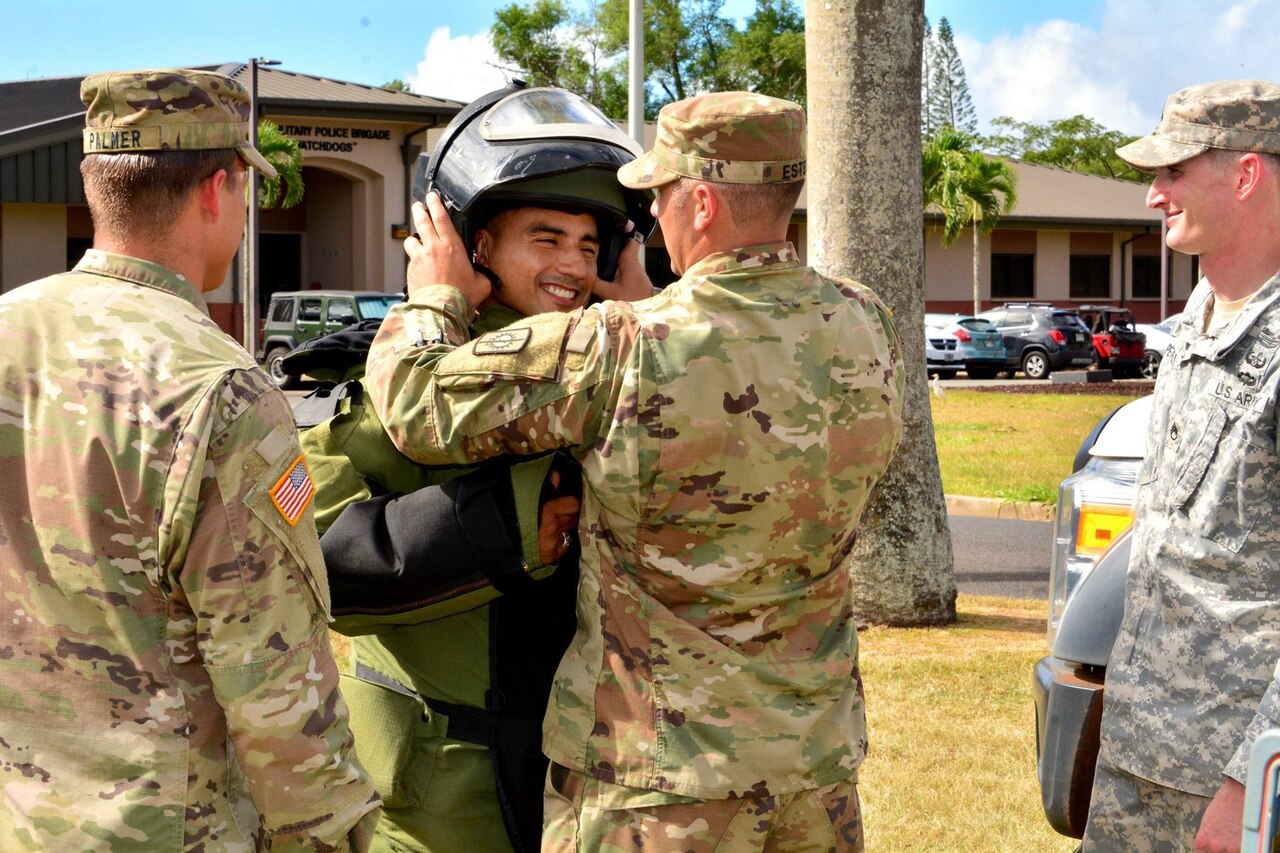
left=80, top=68, right=277, bottom=178
left=618, top=91, right=806, bottom=189
left=1117, top=79, right=1280, bottom=171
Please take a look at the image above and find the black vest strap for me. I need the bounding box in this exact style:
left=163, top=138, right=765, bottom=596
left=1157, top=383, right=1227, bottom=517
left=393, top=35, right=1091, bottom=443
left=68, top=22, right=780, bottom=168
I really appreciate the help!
left=353, top=663, right=542, bottom=756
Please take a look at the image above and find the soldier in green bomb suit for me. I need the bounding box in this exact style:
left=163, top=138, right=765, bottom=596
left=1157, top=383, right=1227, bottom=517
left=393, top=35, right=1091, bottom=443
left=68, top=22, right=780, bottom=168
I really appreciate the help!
left=293, top=83, right=657, bottom=852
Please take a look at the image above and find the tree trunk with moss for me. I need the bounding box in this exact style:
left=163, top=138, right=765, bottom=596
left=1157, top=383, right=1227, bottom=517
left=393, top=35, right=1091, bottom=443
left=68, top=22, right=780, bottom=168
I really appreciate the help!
left=805, top=0, right=956, bottom=625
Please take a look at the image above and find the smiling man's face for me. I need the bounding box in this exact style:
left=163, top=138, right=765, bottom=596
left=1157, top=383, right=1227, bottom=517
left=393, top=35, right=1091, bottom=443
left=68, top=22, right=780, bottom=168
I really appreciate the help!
left=1147, top=152, right=1240, bottom=260
left=475, top=207, right=600, bottom=316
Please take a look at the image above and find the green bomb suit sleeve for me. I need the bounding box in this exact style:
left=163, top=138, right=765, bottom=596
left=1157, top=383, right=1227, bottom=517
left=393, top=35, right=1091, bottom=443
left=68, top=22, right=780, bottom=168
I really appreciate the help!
left=167, top=368, right=380, bottom=848
left=366, top=244, right=905, bottom=800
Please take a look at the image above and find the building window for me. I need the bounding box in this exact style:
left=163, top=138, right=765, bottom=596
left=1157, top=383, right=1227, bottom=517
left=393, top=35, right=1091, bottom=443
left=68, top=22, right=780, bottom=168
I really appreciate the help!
left=1132, top=256, right=1161, bottom=298
left=991, top=253, right=1034, bottom=299
left=1070, top=255, right=1111, bottom=298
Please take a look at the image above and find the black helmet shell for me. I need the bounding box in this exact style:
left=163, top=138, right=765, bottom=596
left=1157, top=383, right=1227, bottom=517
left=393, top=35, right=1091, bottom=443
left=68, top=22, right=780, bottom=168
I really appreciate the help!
left=414, top=83, right=656, bottom=281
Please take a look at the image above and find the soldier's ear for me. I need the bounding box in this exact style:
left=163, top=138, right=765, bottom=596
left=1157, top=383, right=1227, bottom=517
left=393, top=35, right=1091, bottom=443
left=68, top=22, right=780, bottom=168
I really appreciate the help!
left=197, top=168, right=231, bottom=223
left=1235, top=152, right=1268, bottom=202
left=691, top=182, right=718, bottom=233
left=474, top=228, right=492, bottom=265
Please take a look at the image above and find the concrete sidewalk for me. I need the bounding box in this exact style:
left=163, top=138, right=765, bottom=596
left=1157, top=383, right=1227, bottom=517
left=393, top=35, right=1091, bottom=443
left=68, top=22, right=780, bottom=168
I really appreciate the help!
left=945, top=494, right=1054, bottom=522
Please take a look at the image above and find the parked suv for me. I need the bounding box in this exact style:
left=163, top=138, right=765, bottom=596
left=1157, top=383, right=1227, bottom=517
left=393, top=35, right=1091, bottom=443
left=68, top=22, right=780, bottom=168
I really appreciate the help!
left=979, top=302, right=1096, bottom=379
left=259, top=290, right=401, bottom=388
left=924, top=313, right=1007, bottom=379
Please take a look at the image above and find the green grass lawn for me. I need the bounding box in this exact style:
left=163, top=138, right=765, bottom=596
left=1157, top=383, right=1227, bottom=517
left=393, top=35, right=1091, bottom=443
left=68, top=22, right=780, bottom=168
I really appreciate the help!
left=859, top=594, right=1076, bottom=852
left=930, top=389, right=1145, bottom=504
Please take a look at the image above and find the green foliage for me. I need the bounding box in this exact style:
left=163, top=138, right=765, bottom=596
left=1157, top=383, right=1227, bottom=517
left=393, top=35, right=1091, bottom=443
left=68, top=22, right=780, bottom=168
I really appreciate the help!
left=922, top=130, right=1016, bottom=246
left=983, top=114, right=1145, bottom=182
left=489, top=0, right=806, bottom=118
left=381, top=78, right=413, bottom=93
left=721, top=0, right=806, bottom=105
left=925, top=17, right=977, bottom=137
left=256, top=120, right=304, bottom=210
left=492, top=0, right=578, bottom=88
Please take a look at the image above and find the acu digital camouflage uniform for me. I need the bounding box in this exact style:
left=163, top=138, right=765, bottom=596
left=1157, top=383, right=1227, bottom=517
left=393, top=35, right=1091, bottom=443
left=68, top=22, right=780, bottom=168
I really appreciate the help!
left=1085, top=80, right=1280, bottom=851
left=0, top=70, right=377, bottom=850
left=366, top=93, right=904, bottom=850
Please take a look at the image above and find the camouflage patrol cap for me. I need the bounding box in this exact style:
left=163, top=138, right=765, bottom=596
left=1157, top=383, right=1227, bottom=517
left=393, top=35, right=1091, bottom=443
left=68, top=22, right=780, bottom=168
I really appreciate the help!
left=80, top=69, right=277, bottom=178
left=1117, top=79, right=1280, bottom=171
left=618, top=92, right=806, bottom=189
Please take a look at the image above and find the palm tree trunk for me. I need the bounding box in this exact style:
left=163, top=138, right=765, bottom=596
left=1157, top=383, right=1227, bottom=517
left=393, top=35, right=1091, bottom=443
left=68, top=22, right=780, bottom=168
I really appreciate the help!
left=806, top=0, right=956, bottom=626
left=972, top=219, right=980, bottom=316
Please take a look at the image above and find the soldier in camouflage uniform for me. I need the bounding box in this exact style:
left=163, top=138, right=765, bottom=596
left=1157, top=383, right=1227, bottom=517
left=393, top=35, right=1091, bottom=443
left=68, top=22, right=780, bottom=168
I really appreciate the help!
left=364, top=92, right=904, bottom=851
left=0, top=69, right=379, bottom=850
left=1083, top=80, right=1280, bottom=852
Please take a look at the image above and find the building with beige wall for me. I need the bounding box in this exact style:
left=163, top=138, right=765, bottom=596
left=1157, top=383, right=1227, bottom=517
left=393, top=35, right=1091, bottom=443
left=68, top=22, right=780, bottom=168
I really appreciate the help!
left=913, top=161, right=1190, bottom=322
left=2, top=67, right=1191, bottom=343
left=0, top=63, right=462, bottom=336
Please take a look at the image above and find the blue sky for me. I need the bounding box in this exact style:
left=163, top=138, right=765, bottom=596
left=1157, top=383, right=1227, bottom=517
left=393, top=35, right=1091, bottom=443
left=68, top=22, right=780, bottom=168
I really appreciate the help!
left=2, top=0, right=1276, bottom=134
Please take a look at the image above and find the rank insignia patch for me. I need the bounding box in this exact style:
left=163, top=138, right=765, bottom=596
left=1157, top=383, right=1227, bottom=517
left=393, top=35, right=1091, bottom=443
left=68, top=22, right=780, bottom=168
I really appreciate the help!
left=474, top=327, right=532, bottom=355
left=270, top=455, right=315, bottom=526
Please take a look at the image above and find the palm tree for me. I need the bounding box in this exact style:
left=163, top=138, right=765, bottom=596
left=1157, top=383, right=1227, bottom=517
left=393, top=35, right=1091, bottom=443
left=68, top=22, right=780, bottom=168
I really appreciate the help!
left=922, top=130, right=1017, bottom=315
left=255, top=120, right=304, bottom=210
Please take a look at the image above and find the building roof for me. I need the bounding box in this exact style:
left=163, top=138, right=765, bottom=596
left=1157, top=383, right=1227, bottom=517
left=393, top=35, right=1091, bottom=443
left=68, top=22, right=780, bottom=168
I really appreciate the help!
left=225, top=64, right=464, bottom=121
left=634, top=122, right=1157, bottom=229
left=0, top=63, right=463, bottom=157
left=0, top=64, right=466, bottom=204
left=988, top=160, right=1158, bottom=229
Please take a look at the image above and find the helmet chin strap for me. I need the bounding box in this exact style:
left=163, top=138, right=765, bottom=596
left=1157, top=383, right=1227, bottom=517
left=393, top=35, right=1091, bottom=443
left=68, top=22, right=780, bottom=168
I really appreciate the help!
left=473, top=260, right=504, bottom=292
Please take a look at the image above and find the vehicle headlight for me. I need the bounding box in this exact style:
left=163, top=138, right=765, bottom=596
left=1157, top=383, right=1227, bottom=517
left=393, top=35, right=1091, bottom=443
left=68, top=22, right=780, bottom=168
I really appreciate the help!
left=1047, top=457, right=1139, bottom=645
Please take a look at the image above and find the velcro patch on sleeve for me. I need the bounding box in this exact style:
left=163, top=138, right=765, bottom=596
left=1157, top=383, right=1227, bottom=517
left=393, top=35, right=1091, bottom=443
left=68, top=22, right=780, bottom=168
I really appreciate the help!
left=566, top=317, right=596, bottom=355
left=474, top=327, right=532, bottom=355
left=269, top=454, right=316, bottom=526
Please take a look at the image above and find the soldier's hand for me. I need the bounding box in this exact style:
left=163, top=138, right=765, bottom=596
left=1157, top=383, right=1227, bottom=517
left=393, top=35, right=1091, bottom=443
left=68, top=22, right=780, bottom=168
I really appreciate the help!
left=404, top=194, right=492, bottom=309
left=538, top=469, right=581, bottom=565
left=593, top=239, right=654, bottom=303
left=1193, top=777, right=1245, bottom=852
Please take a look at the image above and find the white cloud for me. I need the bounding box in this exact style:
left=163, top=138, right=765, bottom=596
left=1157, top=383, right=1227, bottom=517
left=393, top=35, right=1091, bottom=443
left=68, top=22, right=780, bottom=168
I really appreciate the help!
left=407, top=26, right=511, bottom=103
left=958, top=0, right=1280, bottom=135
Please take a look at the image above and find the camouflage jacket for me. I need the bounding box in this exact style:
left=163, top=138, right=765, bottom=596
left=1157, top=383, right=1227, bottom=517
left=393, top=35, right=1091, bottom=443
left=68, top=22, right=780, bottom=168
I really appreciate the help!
left=366, top=242, right=904, bottom=799
left=0, top=252, right=378, bottom=849
left=1102, top=271, right=1280, bottom=796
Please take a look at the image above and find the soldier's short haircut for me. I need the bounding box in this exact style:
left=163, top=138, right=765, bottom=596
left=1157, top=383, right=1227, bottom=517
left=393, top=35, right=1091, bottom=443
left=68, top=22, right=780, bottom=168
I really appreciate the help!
left=673, top=177, right=803, bottom=231
left=81, top=149, right=241, bottom=240
left=1204, top=147, right=1280, bottom=186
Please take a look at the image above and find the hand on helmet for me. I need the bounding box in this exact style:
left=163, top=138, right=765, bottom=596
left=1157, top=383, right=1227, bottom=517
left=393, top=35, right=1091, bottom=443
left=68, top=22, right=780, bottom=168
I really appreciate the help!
left=592, top=238, right=654, bottom=303
left=404, top=193, right=493, bottom=311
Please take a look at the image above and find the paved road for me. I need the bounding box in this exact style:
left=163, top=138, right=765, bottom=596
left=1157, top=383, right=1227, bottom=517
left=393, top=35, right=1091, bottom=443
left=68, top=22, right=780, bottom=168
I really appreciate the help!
left=950, top=514, right=1052, bottom=600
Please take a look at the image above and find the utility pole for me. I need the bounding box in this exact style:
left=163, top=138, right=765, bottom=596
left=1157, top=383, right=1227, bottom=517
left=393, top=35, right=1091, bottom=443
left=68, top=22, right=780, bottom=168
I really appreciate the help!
left=243, top=57, right=281, bottom=354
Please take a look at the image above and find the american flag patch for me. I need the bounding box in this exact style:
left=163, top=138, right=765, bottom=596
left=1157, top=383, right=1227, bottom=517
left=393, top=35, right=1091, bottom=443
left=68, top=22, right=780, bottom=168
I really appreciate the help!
left=270, top=454, right=315, bottom=526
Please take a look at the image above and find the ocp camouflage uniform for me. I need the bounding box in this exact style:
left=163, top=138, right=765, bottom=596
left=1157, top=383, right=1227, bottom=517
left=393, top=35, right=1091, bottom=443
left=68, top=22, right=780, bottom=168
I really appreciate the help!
left=0, top=252, right=378, bottom=849
left=1086, top=275, right=1280, bottom=849
left=366, top=225, right=903, bottom=848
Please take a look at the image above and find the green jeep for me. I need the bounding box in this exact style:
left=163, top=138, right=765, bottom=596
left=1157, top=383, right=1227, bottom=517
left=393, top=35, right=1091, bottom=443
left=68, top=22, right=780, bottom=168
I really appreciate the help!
left=259, top=290, right=401, bottom=388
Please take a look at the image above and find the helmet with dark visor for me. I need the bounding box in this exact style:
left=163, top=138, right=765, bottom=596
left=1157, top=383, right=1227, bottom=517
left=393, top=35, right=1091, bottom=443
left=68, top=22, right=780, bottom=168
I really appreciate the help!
left=414, top=82, right=656, bottom=281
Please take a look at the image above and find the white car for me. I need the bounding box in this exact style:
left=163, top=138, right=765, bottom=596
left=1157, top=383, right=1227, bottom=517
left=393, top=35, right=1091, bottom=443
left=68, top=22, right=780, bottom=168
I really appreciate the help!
left=1134, top=313, right=1183, bottom=379
left=1035, top=395, right=1151, bottom=837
